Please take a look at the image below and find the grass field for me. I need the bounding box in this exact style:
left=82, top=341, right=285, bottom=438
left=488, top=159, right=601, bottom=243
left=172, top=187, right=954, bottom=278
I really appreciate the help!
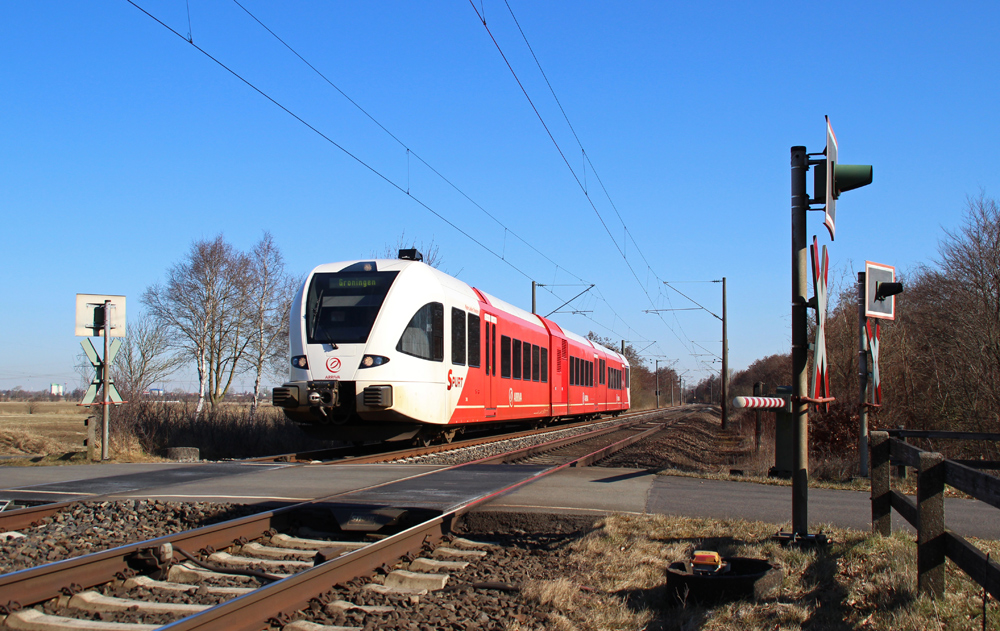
left=0, top=401, right=91, bottom=456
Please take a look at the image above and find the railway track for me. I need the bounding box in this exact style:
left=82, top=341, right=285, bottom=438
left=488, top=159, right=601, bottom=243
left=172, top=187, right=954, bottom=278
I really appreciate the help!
left=247, top=410, right=651, bottom=465
left=0, top=409, right=675, bottom=630
left=0, top=412, right=649, bottom=535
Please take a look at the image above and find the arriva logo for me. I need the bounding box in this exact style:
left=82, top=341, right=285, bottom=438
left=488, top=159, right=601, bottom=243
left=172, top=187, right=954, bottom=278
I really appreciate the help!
left=326, top=357, right=341, bottom=373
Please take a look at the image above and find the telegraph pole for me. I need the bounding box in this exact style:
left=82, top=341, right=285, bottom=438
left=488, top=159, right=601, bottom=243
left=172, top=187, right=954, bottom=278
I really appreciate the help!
left=531, top=281, right=536, bottom=314
left=721, top=277, right=729, bottom=429
left=655, top=359, right=660, bottom=409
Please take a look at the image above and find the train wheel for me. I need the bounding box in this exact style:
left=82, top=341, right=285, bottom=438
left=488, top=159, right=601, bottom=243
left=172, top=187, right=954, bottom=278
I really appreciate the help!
left=414, top=433, right=434, bottom=447
left=442, top=430, right=457, bottom=444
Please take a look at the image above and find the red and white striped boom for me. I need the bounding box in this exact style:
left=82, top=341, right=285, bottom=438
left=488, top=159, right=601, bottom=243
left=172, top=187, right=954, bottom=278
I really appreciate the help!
left=732, top=396, right=786, bottom=410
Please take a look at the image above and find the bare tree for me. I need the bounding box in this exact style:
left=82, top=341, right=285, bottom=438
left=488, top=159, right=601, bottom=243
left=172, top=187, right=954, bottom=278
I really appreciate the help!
left=144, top=236, right=251, bottom=416
left=243, top=232, right=296, bottom=417
left=110, top=312, right=181, bottom=402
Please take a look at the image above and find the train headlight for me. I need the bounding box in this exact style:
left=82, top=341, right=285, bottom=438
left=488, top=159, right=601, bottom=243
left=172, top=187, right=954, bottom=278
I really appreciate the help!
left=291, top=355, right=309, bottom=369
left=359, top=355, right=389, bottom=368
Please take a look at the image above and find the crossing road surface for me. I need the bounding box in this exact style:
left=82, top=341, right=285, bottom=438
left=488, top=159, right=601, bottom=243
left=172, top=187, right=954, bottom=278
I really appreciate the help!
left=1, top=463, right=997, bottom=540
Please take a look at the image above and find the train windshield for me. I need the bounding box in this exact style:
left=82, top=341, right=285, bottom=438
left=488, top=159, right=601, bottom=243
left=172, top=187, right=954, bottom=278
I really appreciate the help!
left=306, top=271, right=399, bottom=345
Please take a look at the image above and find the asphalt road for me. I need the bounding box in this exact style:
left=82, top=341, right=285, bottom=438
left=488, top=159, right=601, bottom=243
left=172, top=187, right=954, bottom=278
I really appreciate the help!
left=1, top=462, right=997, bottom=540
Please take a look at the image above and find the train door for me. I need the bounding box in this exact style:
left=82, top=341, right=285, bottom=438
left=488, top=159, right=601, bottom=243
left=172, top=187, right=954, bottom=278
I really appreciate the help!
left=483, top=311, right=498, bottom=417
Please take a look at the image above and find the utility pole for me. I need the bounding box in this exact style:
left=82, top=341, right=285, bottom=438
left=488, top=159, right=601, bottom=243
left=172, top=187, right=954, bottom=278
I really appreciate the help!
left=721, top=277, right=728, bottom=429
left=655, top=359, right=660, bottom=409
left=531, top=281, right=536, bottom=314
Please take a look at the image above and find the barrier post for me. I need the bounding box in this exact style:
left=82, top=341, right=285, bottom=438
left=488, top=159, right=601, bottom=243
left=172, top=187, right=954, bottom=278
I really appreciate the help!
left=917, top=451, right=945, bottom=598
left=870, top=431, right=890, bottom=536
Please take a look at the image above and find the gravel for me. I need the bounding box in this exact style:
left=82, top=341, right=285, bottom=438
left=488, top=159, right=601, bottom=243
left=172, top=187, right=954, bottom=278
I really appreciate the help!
left=0, top=499, right=263, bottom=575
left=396, top=414, right=655, bottom=466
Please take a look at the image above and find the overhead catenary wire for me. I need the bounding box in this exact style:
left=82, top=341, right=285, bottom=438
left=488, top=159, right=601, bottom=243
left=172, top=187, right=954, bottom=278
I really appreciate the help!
left=230, top=0, right=586, bottom=287
left=471, top=1, right=702, bottom=365
left=124, top=0, right=658, bottom=352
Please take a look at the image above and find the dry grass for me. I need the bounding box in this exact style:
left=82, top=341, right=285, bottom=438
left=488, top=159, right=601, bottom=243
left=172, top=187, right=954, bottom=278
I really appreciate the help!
left=0, top=400, right=325, bottom=463
left=523, top=513, right=1000, bottom=631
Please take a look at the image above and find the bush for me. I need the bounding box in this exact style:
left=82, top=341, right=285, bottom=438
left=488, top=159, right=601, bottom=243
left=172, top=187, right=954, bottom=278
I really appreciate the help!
left=110, top=402, right=328, bottom=459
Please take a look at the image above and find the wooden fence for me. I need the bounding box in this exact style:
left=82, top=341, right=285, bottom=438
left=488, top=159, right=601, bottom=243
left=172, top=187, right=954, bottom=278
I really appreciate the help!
left=870, top=430, right=1000, bottom=598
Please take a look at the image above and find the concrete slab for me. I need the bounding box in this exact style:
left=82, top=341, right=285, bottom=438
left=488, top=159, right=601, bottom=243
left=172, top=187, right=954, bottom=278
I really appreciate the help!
left=483, top=466, right=656, bottom=515
left=0, top=462, right=289, bottom=502
left=114, top=464, right=448, bottom=504
left=332, top=464, right=551, bottom=512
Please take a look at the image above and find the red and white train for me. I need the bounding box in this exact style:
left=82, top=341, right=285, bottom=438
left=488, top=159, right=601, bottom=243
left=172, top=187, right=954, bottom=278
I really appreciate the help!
left=273, top=251, right=630, bottom=443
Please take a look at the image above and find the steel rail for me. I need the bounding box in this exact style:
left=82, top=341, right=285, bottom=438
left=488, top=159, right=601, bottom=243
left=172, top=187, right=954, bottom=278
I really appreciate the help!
left=0, top=407, right=674, bottom=627
left=0, top=411, right=649, bottom=531
left=247, top=410, right=648, bottom=465
left=159, top=412, right=674, bottom=630
left=0, top=499, right=78, bottom=533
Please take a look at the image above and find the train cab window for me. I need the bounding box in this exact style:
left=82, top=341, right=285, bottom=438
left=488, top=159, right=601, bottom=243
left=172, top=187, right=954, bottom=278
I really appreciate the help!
left=513, top=339, right=522, bottom=379
left=540, top=348, right=548, bottom=382
left=501, top=335, right=512, bottom=379
left=467, top=314, right=480, bottom=367
left=306, top=270, right=400, bottom=345
left=451, top=308, right=466, bottom=366
left=397, top=302, right=444, bottom=361
left=522, top=341, right=531, bottom=382
left=531, top=344, right=540, bottom=382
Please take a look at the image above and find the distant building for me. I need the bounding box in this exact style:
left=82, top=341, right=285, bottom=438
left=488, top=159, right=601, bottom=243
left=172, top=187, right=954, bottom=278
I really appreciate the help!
left=50, top=383, right=64, bottom=396
left=147, top=388, right=165, bottom=397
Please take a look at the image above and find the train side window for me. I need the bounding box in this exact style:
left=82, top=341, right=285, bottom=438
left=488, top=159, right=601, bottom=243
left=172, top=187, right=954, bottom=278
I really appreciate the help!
left=467, top=314, right=480, bottom=368
left=397, top=302, right=443, bottom=362
left=540, top=348, right=548, bottom=382
left=587, top=360, right=593, bottom=387
left=513, top=338, right=522, bottom=379
left=451, top=308, right=466, bottom=366
left=625, top=367, right=629, bottom=388
left=600, top=359, right=606, bottom=385
left=531, top=344, right=540, bottom=382
left=570, top=356, right=576, bottom=386
left=501, top=335, right=512, bottom=379
left=522, top=340, right=531, bottom=382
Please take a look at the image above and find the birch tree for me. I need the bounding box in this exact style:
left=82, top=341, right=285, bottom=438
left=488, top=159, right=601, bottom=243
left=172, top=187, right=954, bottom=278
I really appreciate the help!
left=144, top=236, right=250, bottom=416
left=243, top=232, right=295, bottom=417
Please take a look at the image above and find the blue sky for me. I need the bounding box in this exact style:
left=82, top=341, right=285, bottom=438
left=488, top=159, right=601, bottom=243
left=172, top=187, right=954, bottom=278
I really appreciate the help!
left=2, top=2, right=998, bottom=392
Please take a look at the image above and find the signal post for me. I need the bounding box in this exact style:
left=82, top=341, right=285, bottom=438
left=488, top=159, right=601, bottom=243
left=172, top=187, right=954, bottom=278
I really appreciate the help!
left=788, top=118, right=872, bottom=540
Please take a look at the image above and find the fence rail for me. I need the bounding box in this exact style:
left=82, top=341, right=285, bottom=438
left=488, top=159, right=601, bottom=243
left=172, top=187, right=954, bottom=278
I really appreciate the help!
left=871, top=430, right=1000, bottom=599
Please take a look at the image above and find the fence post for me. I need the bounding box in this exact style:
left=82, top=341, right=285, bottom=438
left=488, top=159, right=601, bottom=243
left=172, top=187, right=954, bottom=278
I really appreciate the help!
left=871, top=431, right=891, bottom=536
left=917, top=451, right=945, bottom=598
